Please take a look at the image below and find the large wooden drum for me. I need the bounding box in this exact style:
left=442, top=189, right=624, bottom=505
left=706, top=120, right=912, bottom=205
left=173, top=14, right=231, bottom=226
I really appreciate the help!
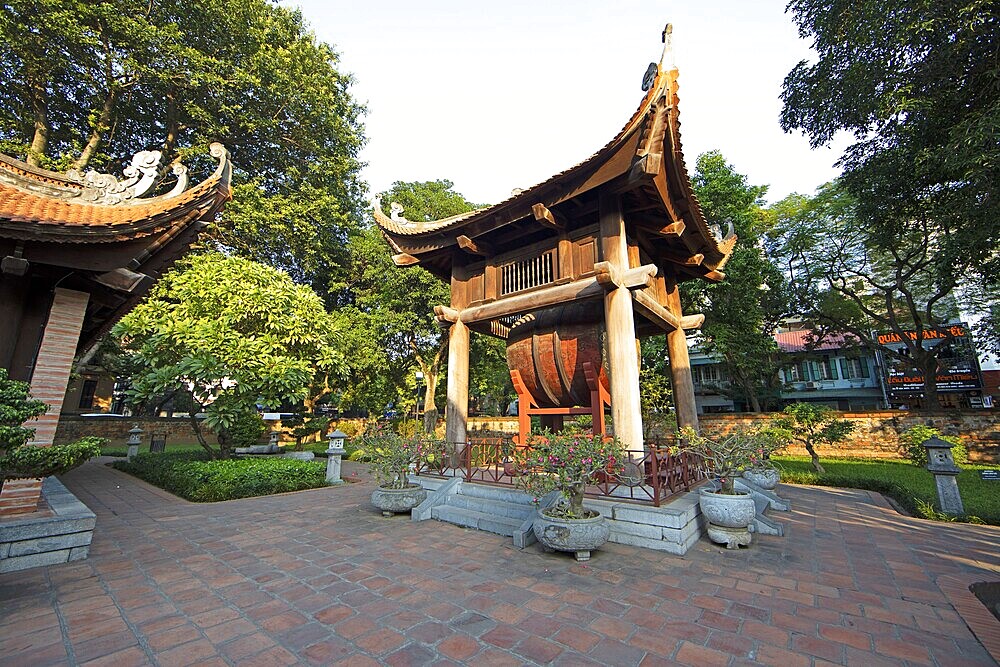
left=506, top=303, right=609, bottom=408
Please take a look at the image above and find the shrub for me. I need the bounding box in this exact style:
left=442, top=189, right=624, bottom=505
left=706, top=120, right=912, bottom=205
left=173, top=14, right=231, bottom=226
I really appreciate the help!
left=113, top=451, right=328, bottom=501
left=356, top=422, right=444, bottom=489
left=899, top=425, right=967, bottom=466
left=226, top=411, right=267, bottom=449
left=2, top=437, right=104, bottom=480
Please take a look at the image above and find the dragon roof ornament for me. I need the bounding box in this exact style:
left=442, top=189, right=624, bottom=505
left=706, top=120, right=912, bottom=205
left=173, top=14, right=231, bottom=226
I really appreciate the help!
left=64, top=148, right=198, bottom=205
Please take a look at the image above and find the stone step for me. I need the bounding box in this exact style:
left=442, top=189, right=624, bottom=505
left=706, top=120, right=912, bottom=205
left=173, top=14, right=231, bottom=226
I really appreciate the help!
left=456, top=482, right=536, bottom=506
left=430, top=505, right=524, bottom=537
left=447, top=494, right=534, bottom=520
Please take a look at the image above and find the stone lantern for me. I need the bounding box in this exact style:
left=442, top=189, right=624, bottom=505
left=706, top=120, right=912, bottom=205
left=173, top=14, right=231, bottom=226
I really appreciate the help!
left=268, top=430, right=280, bottom=454
left=924, top=436, right=964, bottom=515
left=325, top=430, right=348, bottom=485
left=126, top=425, right=143, bottom=461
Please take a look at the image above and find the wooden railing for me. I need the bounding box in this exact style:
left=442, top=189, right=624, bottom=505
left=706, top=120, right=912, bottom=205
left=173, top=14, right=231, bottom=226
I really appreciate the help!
left=415, top=436, right=706, bottom=507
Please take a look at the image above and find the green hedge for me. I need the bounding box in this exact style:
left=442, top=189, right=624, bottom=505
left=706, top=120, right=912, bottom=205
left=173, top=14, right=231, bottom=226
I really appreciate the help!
left=112, top=451, right=328, bottom=502
left=774, top=456, right=998, bottom=525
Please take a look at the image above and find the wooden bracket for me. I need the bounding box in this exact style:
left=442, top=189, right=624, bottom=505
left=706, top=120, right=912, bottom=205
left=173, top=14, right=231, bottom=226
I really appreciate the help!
left=392, top=253, right=420, bottom=266
left=703, top=270, right=726, bottom=282
left=662, top=251, right=704, bottom=267
left=631, top=289, right=681, bottom=331
left=456, top=234, right=492, bottom=257
left=628, top=152, right=662, bottom=183
left=531, top=203, right=566, bottom=230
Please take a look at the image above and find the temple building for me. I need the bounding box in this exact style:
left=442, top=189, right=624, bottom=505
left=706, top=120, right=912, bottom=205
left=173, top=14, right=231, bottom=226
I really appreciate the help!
left=0, top=144, right=231, bottom=516
left=374, top=26, right=735, bottom=449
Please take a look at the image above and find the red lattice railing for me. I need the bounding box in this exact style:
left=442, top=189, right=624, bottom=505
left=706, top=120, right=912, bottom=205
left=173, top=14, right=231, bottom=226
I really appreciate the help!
left=415, top=436, right=705, bottom=507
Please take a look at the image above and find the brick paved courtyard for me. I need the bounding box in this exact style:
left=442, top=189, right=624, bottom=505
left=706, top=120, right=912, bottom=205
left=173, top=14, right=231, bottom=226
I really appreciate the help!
left=1, top=458, right=998, bottom=666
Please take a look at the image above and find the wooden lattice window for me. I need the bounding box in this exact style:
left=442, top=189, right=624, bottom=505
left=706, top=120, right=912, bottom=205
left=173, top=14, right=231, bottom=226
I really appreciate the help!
left=500, top=249, right=556, bottom=296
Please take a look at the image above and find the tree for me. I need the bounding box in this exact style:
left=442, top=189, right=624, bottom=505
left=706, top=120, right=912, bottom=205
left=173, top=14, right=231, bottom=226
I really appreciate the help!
left=780, top=0, right=1000, bottom=351
left=0, top=368, right=102, bottom=491
left=769, top=403, right=855, bottom=473
left=345, top=180, right=482, bottom=432
left=683, top=152, right=790, bottom=412
left=0, top=0, right=366, bottom=300
left=115, top=253, right=342, bottom=458
left=770, top=182, right=966, bottom=406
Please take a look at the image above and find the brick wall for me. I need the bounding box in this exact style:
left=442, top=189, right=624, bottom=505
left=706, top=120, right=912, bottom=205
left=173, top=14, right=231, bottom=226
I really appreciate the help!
left=54, top=417, right=221, bottom=447
left=469, top=412, right=1000, bottom=462
left=0, top=288, right=89, bottom=517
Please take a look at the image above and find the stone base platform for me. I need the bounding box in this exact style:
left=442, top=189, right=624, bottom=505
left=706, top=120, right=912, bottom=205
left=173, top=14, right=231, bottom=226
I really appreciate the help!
left=0, top=476, right=96, bottom=573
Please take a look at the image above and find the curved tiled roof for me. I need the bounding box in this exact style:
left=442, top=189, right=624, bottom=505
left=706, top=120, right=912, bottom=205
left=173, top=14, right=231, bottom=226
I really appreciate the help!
left=0, top=144, right=231, bottom=243
left=373, top=54, right=733, bottom=273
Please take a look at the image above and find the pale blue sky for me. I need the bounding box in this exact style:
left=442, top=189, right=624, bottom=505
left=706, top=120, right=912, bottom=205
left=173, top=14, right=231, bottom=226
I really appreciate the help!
left=283, top=0, right=847, bottom=206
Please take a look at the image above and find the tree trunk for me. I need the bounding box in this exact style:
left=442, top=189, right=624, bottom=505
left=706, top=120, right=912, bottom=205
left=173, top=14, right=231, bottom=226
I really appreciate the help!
left=918, top=354, right=941, bottom=410
left=422, top=370, right=439, bottom=433
left=164, top=89, right=179, bottom=158
left=28, top=80, right=49, bottom=166
left=72, top=91, right=116, bottom=171
left=748, top=392, right=762, bottom=414
left=187, top=411, right=217, bottom=458
left=803, top=439, right=825, bottom=473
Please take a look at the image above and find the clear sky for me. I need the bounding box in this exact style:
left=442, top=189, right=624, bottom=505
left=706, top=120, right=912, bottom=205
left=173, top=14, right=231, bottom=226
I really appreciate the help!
left=282, top=0, right=847, bottom=207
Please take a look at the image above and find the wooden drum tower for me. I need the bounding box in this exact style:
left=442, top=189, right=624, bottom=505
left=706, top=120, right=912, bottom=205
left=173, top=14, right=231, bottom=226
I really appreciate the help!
left=374, top=26, right=735, bottom=449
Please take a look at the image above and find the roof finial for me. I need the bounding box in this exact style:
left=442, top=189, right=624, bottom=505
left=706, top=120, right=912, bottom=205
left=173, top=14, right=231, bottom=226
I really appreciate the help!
left=660, top=23, right=675, bottom=71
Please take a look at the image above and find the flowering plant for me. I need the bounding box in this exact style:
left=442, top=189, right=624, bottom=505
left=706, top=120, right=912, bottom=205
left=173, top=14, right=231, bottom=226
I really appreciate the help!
left=512, top=430, right=625, bottom=519
left=358, top=422, right=444, bottom=489
left=677, top=426, right=780, bottom=494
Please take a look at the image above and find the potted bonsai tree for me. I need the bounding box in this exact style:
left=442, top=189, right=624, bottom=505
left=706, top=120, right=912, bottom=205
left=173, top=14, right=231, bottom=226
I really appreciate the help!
left=513, top=431, right=624, bottom=561
left=0, top=369, right=104, bottom=495
left=363, top=422, right=443, bottom=517
left=677, top=426, right=771, bottom=549
left=741, top=427, right=788, bottom=491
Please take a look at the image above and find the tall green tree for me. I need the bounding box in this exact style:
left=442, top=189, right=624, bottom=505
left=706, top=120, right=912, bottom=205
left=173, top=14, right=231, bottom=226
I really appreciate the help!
left=780, top=0, right=1000, bottom=351
left=770, top=182, right=966, bottom=406
left=683, top=152, right=789, bottom=412
left=115, top=253, right=342, bottom=457
left=344, top=180, right=485, bottom=431
left=0, top=0, right=366, bottom=299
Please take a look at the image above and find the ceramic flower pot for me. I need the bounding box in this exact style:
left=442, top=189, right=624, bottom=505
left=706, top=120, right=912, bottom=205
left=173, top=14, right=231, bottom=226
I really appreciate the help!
left=533, top=509, right=610, bottom=561
left=742, top=467, right=780, bottom=490
left=698, top=488, right=756, bottom=549
left=371, top=484, right=426, bottom=517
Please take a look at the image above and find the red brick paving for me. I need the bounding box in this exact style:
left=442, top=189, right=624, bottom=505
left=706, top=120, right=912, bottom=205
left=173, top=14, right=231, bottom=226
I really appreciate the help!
left=0, top=459, right=997, bottom=666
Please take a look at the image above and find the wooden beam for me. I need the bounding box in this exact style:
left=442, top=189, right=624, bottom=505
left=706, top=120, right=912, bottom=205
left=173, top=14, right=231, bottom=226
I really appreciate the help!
left=632, top=289, right=681, bottom=332
left=458, top=276, right=604, bottom=324
left=433, top=305, right=458, bottom=324
left=531, top=203, right=566, bottom=230
left=456, top=234, right=492, bottom=257
left=593, top=262, right=658, bottom=291
left=680, top=314, right=705, bottom=330
left=392, top=253, right=420, bottom=266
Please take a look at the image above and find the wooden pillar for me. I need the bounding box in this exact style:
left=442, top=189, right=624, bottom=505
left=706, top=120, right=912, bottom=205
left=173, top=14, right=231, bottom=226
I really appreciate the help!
left=444, top=320, right=470, bottom=445
left=598, top=192, right=644, bottom=450
left=0, top=287, right=89, bottom=516
left=445, top=265, right=470, bottom=447
left=663, top=273, right=699, bottom=431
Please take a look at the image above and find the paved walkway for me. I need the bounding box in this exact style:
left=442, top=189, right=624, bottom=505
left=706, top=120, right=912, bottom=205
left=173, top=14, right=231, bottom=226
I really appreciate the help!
left=1, top=459, right=998, bottom=667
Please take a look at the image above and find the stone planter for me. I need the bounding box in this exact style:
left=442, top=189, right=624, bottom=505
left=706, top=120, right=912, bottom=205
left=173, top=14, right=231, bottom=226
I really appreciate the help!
left=282, top=451, right=315, bottom=461
left=742, top=467, right=780, bottom=491
left=371, top=484, right=427, bottom=517
left=533, top=509, right=610, bottom=561
left=698, top=488, right=756, bottom=549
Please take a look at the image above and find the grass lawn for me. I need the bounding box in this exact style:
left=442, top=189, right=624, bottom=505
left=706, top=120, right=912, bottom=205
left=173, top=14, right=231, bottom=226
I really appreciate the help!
left=773, top=455, right=1000, bottom=526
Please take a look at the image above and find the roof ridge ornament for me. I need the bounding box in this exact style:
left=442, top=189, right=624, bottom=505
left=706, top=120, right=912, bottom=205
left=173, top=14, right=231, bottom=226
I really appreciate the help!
left=642, top=23, right=674, bottom=91
left=660, top=23, right=675, bottom=71
left=65, top=147, right=205, bottom=205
